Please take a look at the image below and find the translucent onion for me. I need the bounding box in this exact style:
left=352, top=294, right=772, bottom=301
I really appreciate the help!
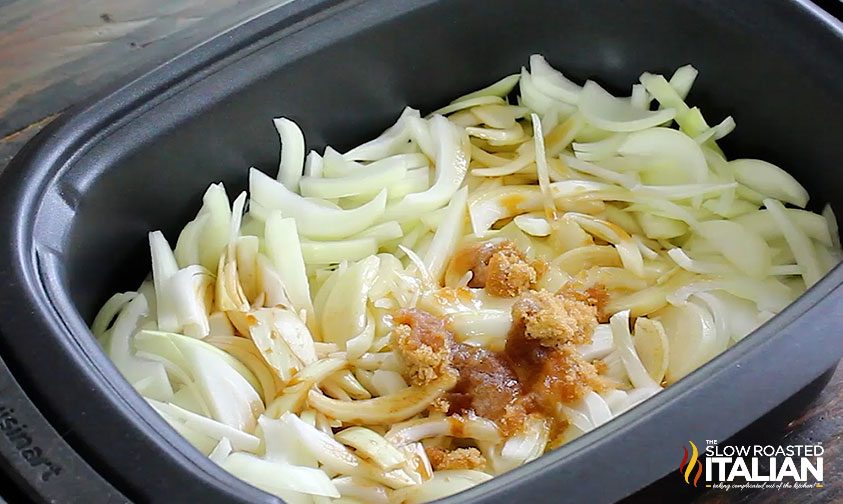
left=273, top=117, right=306, bottom=192
left=529, top=54, right=582, bottom=104
left=609, top=310, right=660, bottom=389
left=385, top=416, right=501, bottom=446
left=731, top=159, right=809, bottom=208
left=250, top=168, right=388, bottom=240
left=390, top=470, right=493, bottom=504
left=578, top=80, right=676, bottom=132
left=307, top=372, right=458, bottom=425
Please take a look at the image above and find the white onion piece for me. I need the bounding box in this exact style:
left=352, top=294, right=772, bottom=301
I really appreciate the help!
left=343, top=107, right=421, bottom=161
left=496, top=416, right=550, bottom=473
left=93, top=291, right=138, bottom=340
left=370, top=369, right=408, bottom=396
left=471, top=104, right=528, bottom=129
left=560, top=391, right=613, bottom=433
left=453, top=74, right=520, bottom=102
left=465, top=123, right=524, bottom=143
left=265, top=213, right=314, bottom=323
left=529, top=54, right=582, bottom=104
left=617, top=387, right=662, bottom=414
left=432, top=95, right=505, bottom=117
left=149, top=400, right=260, bottom=452
left=695, top=220, right=771, bottom=278
left=694, top=116, right=735, bottom=144
left=273, top=117, right=306, bottom=191
left=250, top=168, right=387, bottom=240
left=731, top=159, right=809, bottom=208
left=572, top=133, right=627, bottom=161
left=301, top=238, right=378, bottom=265
left=304, top=150, right=323, bottom=178
left=609, top=310, right=660, bottom=389
left=307, top=372, right=458, bottom=425
left=331, top=476, right=390, bottom=504
left=575, top=324, right=614, bottom=360
left=259, top=414, right=316, bottom=467
left=384, top=115, right=469, bottom=220
left=447, top=310, right=511, bottom=350
left=734, top=209, right=833, bottom=247
left=618, top=127, right=708, bottom=184
left=423, top=186, right=468, bottom=284
left=208, top=437, right=232, bottom=465
left=630, top=84, right=650, bottom=110
left=667, top=248, right=734, bottom=275
left=632, top=317, right=670, bottom=384
left=655, top=302, right=717, bottom=383
left=334, top=427, right=407, bottom=470
left=107, top=295, right=173, bottom=401
left=299, top=162, right=407, bottom=199
left=764, top=198, right=824, bottom=287
left=391, top=470, right=492, bottom=504
left=385, top=416, right=501, bottom=446
left=514, top=213, right=552, bottom=236
left=578, top=80, right=676, bottom=132
left=600, top=389, right=629, bottom=415
left=221, top=452, right=340, bottom=498
left=667, top=277, right=792, bottom=313
left=321, top=256, right=379, bottom=349
left=668, top=64, right=698, bottom=99
left=561, top=153, right=638, bottom=188
left=519, top=67, right=558, bottom=115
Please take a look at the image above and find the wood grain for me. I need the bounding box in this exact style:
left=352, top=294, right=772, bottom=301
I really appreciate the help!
left=0, top=1, right=840, bottom=503
left=0, top=0, right=285, bottom=136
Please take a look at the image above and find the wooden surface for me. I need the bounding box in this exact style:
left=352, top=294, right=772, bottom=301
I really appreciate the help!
left=0, top=1, right=840, bottom=503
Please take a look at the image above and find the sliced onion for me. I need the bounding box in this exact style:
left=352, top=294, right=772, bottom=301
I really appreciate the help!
left=452, top=74, right=520, bottom=102
left=618, top=127, right=708, bottom=184
left=250, top=168, right=387, bottom=240
left=695, top=219, right=771, bottom=278
left=609, top=310, right=660, bottom=389
left=654, top=302, right=717, bottom=383
left=221, top=451, right=340, bottom=498
left=384, top=115, right=469, bottom=220
left=307, top=372, right=457, bottom=425
left=299, top=161, right=407, bottom=199
left=335, top=427, right=407, bottom=470
left=632, top=317, right=669, bottom=384
left=764, top=198, right=824, bottom=287
left=390, top=470, right=493, bottom=504
left=731, top=159, right=809, bottom=208
left=385, top=416, right=501, bottom=446
left=423, top=186, right=468, bottom=284
left=529, top=54, right=582, bottom=104
left=578, top=80, right=676, bottom=132
left=734, top=209, right=832, bottom=247
left=273, top=117, right=306, bottom=191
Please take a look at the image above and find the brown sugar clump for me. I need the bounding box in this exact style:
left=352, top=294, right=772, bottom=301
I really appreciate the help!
left=392, top=309, right=457, bottom=387
left=511, top=290, right=598, bottom=347
left=425, top=447, right=487, bottom=471
left=446, top=240, right=543, bottom=297
left=485, top=242, right=539, bottom=298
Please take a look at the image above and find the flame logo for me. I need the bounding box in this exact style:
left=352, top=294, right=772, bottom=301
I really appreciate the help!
left=678, top=441, right=703, bottom=486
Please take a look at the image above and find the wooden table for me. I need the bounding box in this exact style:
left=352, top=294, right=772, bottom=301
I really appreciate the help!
left=0, top=1, right=839, bottom=503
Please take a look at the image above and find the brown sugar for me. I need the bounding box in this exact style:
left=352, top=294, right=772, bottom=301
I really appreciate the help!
left=511, top=289, right=598, bottom=347
left=392, top=309, right=457, bottom=387
left=446, top=240, right=543, bottom=297
left=425, top=446, right=487, bottom=471
left=446, top=344, right=525, bottom=435
left=485, top=243, right=538, bottom=297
